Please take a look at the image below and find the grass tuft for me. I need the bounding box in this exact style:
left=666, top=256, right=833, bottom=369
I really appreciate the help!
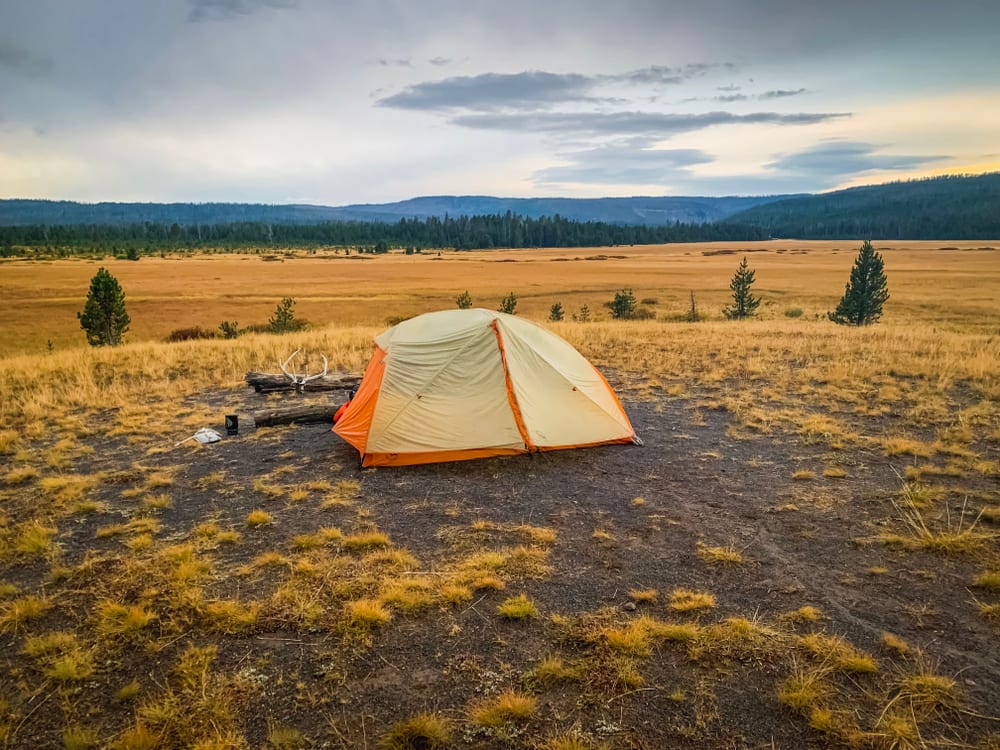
left=96, top=601, right=156, bottom=639
left=470, top=689, right=537, bottom=728
left=497, top=593, right=538, bottom=620
left=0, top=595, right=50, bottom=632
left=799, top=633, right=877, bottom=673
left=531, top=655, right=579, bottom=684
left=267, top=725, right=307, bottom=749
left=343, top=530, right=391, bottom=551
left=880, top=631, right=910, bottom=655
left=777, top=664, right=830, bottom=711
left=668, top=588, right=715, bottom=612
left=696, top=543, right=743, bottom=565
left=973, top=570, right=1000, bottom=590
left=381, top=713, right=452, bottom=750
left=345, top=598, right=392, bottom=627
left=628, top=588, right=658, bottom=603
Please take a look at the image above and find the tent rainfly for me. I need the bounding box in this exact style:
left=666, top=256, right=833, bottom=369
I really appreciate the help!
left=333, top=308, right=639, bottom=467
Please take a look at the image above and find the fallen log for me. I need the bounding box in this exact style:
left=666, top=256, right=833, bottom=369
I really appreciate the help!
left=245, top=372, right=361, bottom=393
left=251, top=404, right=339, bottom=427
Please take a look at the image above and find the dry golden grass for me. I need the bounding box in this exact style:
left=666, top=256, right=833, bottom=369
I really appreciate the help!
left=696, top=543, right=743, bottom=565
left=2, top=242, right=998, bottom=355
left=669, top=588, right=716, bottom=612
left=497, top=593, right=538, bottom=620
left=470, top=689, right=537, bottom=728
left=381, top=713, right=452, bottom=750
left=0, top=243, right=997, bottom=749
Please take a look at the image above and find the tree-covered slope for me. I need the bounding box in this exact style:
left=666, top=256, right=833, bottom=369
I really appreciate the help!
left=726, top=173, right=1000, bottom=239
left=0, top=194, right=790, bottom=228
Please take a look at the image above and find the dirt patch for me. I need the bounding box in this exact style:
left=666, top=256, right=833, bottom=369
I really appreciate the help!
left=1, top=386, right=997, bottom=748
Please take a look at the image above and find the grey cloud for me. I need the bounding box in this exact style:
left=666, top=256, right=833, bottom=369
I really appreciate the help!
left=0, top=39, right=52, bottom=77
left=608, top=62, right=737, bottom=86
left=451, top=110, right=849, bottom=137
left=613, top=65, right=683, bottom=85
left=717, top=84, right=741, bottom=92
left=767, top=141, right=946, bottom=177
left=378, top=62, right=741, bottom=112
left=759, top=88, right=807, bottom=99
left=187, top=0, right=297, bottom=22
left=378, top=57, right=412, bottom=67
left=428, top=57, right=452, bottom=67
left=535, top=143, right=713, bottom=186
left=377, top=71, right=596, bottom=111
left=714, top=94, right=748, bottom=102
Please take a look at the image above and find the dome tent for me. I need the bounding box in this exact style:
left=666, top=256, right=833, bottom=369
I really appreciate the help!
left=333, top=309, right=638, bottom=467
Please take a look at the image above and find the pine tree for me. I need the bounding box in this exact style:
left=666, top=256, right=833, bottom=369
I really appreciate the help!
left=498, top=292, right=518, bottom=315
left=548, top=302, right=564, bottom=322
left=455, top=290, right=472, bottom=309
left=610, top=289, right=637, bottom=319
left=828, top=240, right=889, bottom=326
left=268, top=297, right=302, bottom=333
left=722, top=257, right=761, bottom=320
left=78, top=267, right=130, bottom=346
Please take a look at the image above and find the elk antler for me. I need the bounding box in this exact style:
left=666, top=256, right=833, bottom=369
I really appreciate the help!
left=278, top=349, right=329, bottom=392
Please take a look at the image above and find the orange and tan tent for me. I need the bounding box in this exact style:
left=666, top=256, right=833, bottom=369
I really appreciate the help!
left=333, top=309, right=638, bottom=467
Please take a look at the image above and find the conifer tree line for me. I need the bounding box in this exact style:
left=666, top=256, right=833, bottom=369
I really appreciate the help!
left=0, top=212, right=767, bottom=255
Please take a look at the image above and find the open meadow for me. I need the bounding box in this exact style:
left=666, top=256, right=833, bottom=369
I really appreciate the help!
left=0, top=240, right=998, bottom=749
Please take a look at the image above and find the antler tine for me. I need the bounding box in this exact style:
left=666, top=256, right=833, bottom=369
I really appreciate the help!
left=279, top=349, right=303, bottom=382
left=301, top=354, right=329, bottom=384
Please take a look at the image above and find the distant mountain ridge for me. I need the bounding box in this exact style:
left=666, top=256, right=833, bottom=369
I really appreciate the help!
left=2, top=173, right=996, bottom=238
left=0, top=194, right=792, bottom=228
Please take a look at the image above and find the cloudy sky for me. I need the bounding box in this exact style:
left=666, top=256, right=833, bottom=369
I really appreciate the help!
left=1, top=0, right=998, bottom=204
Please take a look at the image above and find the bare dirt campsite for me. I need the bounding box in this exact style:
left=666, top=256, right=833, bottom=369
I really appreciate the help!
left=1, top=241, right=998, bottom=749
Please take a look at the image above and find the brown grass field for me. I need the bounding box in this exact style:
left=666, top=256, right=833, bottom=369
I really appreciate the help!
left=1, top=239, right=997, bottom=355
left=0, top=240, right=998, bottom=749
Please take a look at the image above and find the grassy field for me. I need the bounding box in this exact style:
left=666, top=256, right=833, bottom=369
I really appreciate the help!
left=1, top=240, right=997, bottom=356
left=0, top=241, right=998, bottom=749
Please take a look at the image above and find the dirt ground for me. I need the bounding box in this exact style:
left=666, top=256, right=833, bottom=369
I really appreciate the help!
left=2, top=380, right=998, bottom=749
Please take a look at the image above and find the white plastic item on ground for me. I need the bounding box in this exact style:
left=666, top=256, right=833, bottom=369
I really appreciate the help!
left=174, top=428, right=224, bottom=447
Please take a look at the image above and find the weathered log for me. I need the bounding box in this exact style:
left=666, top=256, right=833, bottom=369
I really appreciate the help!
left=251, top=404, right=339, bottom=427
left=245, top=372, right=361, bottom=393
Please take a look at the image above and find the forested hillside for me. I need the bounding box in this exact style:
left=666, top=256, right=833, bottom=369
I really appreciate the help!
left=0, top=194, right=787, bottom=228
left=727, top=173, right=1000, bottom=239
left=0, top=213, right=767, bottom=255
